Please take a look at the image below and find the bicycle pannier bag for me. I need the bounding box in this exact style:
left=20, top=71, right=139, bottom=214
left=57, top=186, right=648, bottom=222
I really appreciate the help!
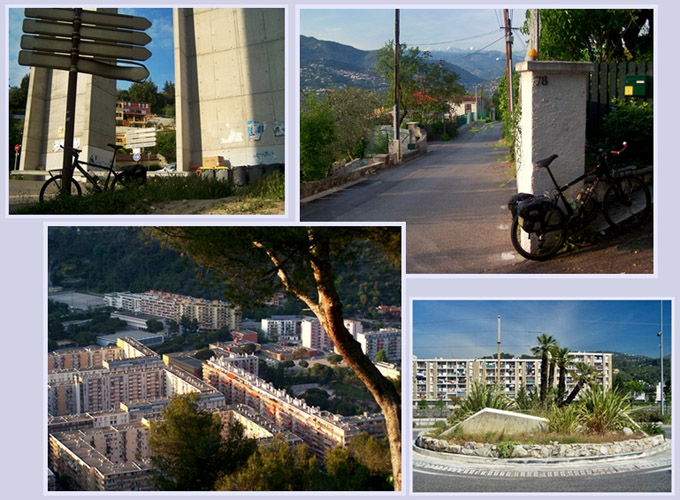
left=507, top=192, right=535, bottom=219
left=122, top=164, right=147, bottom=184
left=517, top=196, right=553, bottom=233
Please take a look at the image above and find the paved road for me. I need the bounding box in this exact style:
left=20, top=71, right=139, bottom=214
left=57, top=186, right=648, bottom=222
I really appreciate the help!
left=413, top=464, right=671, bottom=492
left=412, top=439, right=672, bottom=493
left=301, top=122, right=518, bottom=273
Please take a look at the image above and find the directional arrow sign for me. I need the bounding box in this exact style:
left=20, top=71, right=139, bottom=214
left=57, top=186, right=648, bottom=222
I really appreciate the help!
left=21, top=35, right=151, bottom=61
left=18, top=51, right=149, bottom=82
left=126, top=141, right=157, bottom=148
left=126, top=129, right=157, bottom=138
left=23, top=19, right=152, bottom=46
left=25, top=8, right=152, bottom=31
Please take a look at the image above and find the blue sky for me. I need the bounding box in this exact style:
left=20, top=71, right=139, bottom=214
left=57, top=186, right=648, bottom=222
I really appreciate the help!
left=300, top=8, right=528, bottom=53
left=8, top=8, right=174, bottom=90
left=413, top=300, right=672, bottom=359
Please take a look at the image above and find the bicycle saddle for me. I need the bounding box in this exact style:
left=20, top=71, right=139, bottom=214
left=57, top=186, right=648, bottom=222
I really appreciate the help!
left=535, top=154, right=558, bottom=168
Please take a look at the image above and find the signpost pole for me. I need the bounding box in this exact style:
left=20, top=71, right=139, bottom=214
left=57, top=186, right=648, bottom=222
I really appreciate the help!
left=61, top=7, right=82, bottom=195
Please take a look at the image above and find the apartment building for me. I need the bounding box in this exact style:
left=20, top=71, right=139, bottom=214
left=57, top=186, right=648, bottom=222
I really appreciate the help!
left=203, top=358, right=385, bottom=459
left=103, top=290, right=241, bottom=331
left=357, top=329, right=401, bottom=361
left=344, top=319, right=363, bottom=338
left=261, top=315, right=307, bottom=342
left=48, top=345, right=124, bottom=372
left=116, top=100, right=151, bottom=127
left=413, top=352, right=612, bottom=402
left=300, top=318, right=333, bottom=351
left=49, top=422, right=154, bottom=491
left=48, top=338, right=225, bottom=416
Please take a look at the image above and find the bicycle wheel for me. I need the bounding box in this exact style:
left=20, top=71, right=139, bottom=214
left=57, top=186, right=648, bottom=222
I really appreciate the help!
left=39, top=175, right=82, bottom=202
left=510, top=207, right=567, bottom=261
left=602, top=177, right=651, bottom=230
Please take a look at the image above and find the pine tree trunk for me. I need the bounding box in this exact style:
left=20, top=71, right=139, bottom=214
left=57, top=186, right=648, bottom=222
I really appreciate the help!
left=308, top=233, right=402, bottom=490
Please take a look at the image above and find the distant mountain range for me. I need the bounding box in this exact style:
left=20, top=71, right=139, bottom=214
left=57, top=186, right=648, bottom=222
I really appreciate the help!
left=300, top=35, right=526, bottom=94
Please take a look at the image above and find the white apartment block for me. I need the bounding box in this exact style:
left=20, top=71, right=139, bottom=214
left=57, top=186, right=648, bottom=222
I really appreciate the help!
left=104, top=290, right=241, bottom=331
left=301, top=318, right=334, bottom=351
left=261, top=315, right=307, bottom=342
left=357, top=329, right=401, bottom=361
left=344, top=319, right=363, bottom=338
left=413, top=352, right=613, bottom=402
left=208, top=349, right=259, bottom=375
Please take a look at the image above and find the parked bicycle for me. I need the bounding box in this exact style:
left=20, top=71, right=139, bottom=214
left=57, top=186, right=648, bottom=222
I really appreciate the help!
left=39, top=143, right=146, bottom=202
left=507, top=143, right=651, bottom=261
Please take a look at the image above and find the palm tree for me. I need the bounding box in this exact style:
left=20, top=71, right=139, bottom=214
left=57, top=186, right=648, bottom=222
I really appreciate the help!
left=547, top=345, right=559, bottom=393
left=559, top=361, right=598, bottom=407
left=531, top=334, right=557, bottom=406
left=553, top=347, right=574, bottom=402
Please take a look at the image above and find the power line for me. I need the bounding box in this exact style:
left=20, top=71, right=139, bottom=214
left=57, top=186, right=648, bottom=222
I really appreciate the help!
left=403, top=29, right=500, bottom=47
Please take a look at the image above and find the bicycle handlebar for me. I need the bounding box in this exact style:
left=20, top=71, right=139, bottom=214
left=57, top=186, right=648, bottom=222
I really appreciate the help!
left=611, top=142, right=628, bottom=155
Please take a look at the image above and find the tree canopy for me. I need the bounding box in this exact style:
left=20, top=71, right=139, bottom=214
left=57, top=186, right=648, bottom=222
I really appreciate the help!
left=525, top=9, right=653, bottom=62
left=375, top=42, right=464, bottom=128
left=154, top=226, right=402, bottom=490
left=148, top=393, right=257, bottom=490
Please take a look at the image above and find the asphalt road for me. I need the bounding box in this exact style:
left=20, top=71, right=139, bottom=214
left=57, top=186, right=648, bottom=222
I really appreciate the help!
left=413, top=465, right=672, bottom=493
left=412, top=433, right=672, bottom=493
left=301, top=122, right=519, bottom=274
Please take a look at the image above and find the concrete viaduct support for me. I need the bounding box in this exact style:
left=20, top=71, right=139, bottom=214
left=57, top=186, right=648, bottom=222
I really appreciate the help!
left=19, top=8, right=285, bottom=173
left=174, top=8, right=285, bottom=171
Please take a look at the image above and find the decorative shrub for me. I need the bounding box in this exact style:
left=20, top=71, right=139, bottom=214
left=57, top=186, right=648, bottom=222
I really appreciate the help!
left=596, top=98, right=653, bottom=167
left=578, top=386, right=632, bottom=434
left=547, top=404, right=581, bottom=435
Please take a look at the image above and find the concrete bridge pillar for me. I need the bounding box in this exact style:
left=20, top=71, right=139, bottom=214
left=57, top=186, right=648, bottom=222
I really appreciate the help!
left=515, top=61, right=594, bottom=198
left=174, top=8, right=284, bottom=171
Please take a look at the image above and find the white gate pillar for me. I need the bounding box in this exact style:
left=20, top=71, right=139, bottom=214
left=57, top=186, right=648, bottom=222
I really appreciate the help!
left=515, top=61, right=594, bottom=197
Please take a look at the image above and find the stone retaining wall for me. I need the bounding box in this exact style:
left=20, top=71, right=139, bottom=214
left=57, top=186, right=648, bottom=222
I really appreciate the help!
left=416, top=434, right=665, bottom=459
left=300, top=128, right=428, bottom=200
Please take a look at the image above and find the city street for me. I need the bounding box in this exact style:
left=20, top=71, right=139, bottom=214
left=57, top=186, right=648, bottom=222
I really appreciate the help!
left=302, top=122, right=515, bottom=274
left=301, top=122, right=654, bottom=274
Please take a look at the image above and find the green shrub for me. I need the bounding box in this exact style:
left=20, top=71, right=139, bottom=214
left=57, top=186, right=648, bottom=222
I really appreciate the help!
left=640, top=422, right=665, bottom=436
left=632, top=409, right=670, bottom=424
left=578, top=386, right=632, bottom=434
left=238, top=172, right=284, bottom=201
left=445, top=121, right=458, bottom=139
left=496, top=441, right=519, bottom=458
left=548, top=404, right=581, bottom=434
left=365, top=130, right=390, bottom=156
left=449, top=382, right=513, bottom=423
left=300, top=94, right=336, bottom=182
left=596, top=98, right=653, bottom=166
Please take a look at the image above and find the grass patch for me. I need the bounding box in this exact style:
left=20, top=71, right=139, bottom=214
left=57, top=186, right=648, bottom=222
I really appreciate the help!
left=235, top=172, right=284, bottom=201
left=11, top=174, right=284, bottom=215
left=330, top=381, right=372, bottom=400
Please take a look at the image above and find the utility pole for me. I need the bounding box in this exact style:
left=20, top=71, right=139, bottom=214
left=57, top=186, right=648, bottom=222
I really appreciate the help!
left=503, top=9, right=514, bottom=115
left=497, top=315, right=501, bottom=386
left=658, top=302, right=664, bottom=415
left=393, top=9, right=400, bottom=144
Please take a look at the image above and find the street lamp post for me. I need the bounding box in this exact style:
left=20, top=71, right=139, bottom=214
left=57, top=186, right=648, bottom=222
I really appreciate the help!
left=658, top=302, right=664, bottom=415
